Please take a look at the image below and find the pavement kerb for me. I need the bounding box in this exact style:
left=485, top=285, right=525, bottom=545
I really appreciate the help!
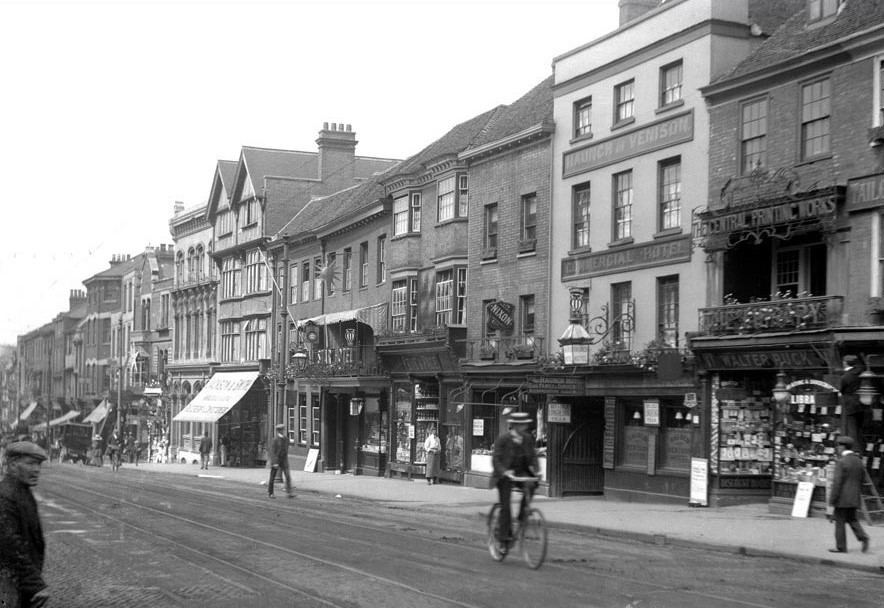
left=91, top=462, right=884, bottom=575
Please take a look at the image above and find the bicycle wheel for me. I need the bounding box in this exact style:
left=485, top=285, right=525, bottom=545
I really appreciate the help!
left=486, top=504, right=508, bottom=562
left=520, top=508, right=547, bottom=569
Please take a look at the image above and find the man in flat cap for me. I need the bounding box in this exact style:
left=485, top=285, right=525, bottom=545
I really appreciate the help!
left=491, top=411, right=539, bottom=543
left=828, top=436, right=870, bottom=553
left=268, top=423, right=294, bottom=499
left=0, top=441, right=50, bottom=607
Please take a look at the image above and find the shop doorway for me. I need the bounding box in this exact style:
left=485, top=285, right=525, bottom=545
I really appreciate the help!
left=558, top=401, right=604, bottom=495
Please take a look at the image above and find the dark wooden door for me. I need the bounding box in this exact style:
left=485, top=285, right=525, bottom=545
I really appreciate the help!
left=560, top=403, right=604, bottom=495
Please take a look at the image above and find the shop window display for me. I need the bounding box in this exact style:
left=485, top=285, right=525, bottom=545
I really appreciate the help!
left=718, top=391, right=773, bottom=477
left=774, top=382, right=840, bottom=487
left=413, top=382, right=439, bottom=464
left=362, top=398, right=387, bottom=455
left=393, top=385, right=412, bottom=463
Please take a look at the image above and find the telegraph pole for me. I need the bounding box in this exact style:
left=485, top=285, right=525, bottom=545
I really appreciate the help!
left=116, top=316, right=123, bottom=436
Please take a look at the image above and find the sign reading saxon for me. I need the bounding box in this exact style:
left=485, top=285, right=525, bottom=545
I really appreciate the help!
left=697, top=349, right=828, bottom=370
left=485, top=300, right=515, bottom=330
left=846, top=173, right=884, bottom=213
left=563, top=110, right=694, bottom=177
left=562, top=235, right=691, bottom=280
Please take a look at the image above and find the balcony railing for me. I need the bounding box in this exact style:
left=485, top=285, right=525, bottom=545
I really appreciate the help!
left=288, top=344, right=385, bottom=379
left=174, top=273, right=218, bottom=288
left=698, top=295, right=843, bottom=336
left=375, top=327, right=450, bottom=346
left=468, top=336, right=545, bottom=362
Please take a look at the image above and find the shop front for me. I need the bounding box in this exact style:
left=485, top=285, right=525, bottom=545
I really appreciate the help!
left=376, top=327, right=465, bottom=483
left=173, top=369, right=269, bottom=467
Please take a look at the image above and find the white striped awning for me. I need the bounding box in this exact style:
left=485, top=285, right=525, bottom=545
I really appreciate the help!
left=18, top=402, right=38, bottom=422
left=297, top=302, right=389, bottom=332
left=83, top=399, right=109, bottom=424
left=32, top=410, right=81, bottom=432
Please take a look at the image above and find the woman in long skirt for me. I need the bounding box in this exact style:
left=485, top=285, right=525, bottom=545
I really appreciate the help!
left=424, top=427, right=441, bottom=485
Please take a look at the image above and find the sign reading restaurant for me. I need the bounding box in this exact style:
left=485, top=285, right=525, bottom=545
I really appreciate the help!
left=562, top=110, right=694, bottom=177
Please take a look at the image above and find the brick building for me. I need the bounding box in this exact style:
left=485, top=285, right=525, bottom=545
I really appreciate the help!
left=695, top=0, right=884, bottom=508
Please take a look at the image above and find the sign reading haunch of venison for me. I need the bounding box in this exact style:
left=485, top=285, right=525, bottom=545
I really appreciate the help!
left=562, top=110, right=693, bottom=177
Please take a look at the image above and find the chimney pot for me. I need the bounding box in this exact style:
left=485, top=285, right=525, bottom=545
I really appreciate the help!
left=346, top=124, right=352, bottom=132
left=331, top=123, right=337, bottom=131
left=323, top=122, right=329, bottom=130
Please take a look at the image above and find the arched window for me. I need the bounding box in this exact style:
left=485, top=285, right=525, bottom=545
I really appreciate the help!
left=196, top=245, right=205, bottom=279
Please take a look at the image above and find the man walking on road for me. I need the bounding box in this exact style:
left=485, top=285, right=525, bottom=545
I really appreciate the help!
left=828, top=436, right=870, bottom=554
left=199, top=431, right=212, bottom=470
left=268, top=424, right=294, bottom=499
left=0, top=441, right=51, bottom=608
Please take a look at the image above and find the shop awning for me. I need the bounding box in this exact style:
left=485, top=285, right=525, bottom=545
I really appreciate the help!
left=19, top=402, right=38, bottom=422
left=32, top=410, right=81, bottom=431
left=172, top=370, right=261, bottom=423
left=297, top=302, right=389, bottom=332
left=82, top=399, right=109, bottom=424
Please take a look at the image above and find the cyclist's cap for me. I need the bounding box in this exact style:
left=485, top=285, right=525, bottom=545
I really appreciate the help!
left=508, top=412, right=532, bottom=425
left=6, top=441, right=48, bottom=461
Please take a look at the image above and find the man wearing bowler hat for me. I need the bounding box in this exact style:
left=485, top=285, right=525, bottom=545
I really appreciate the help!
left=0, top=441, right=51, bottom=608
left=268, top=423, right=294, bottom=499
left=828, top=436, right=870, bottom=553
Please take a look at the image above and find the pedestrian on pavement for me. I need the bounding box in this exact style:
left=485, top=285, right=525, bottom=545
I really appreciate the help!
left=828, top=435, right=870, bottom=554
left=199, top=431, right=212, bottom=470
left=0, top=441, right=51, bottom=608
left=105, top=431, right=122, bottom=468
left=424, top=426, right=441, bottom=485
left=125, top=432, right=138, bottom=465
left=839, top=355, right=866, bottom=447
left=268, top=424, right=294, bottom=499
left=490, top=411, right=539, bottom=542
left=220, top=432, right=231, bottom=467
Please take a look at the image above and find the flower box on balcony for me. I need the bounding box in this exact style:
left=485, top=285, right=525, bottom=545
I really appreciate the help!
left=479, top=346, right=497, bottom=360
left=482, top=247, right=497, bottom=260
left=509, top=345, right=535, bottom=360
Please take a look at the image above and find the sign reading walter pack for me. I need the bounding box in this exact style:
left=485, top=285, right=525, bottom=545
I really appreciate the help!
left=697, top=349, right=827, bottom=370
left=485, top=300, right=515, bottom=330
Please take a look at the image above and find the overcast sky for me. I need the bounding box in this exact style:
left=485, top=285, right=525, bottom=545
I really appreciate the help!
left=0, top=0, right=620, bottom=346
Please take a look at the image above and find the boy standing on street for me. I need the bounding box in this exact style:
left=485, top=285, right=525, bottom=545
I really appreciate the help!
left=268, top=424, right=294, bottom=499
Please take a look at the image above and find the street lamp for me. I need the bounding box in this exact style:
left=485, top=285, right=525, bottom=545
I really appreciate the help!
left=772, top=371, right=791, bottom=406
left=291, top=348, right=309, bottom=374
left=558, top=287, right=591, bottom=365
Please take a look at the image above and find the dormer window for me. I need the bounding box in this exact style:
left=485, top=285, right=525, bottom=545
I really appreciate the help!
left=807, top=0, right=841, bottom=23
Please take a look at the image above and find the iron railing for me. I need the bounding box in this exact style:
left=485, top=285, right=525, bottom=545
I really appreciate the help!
left=697, top=295, right=843, bottom=336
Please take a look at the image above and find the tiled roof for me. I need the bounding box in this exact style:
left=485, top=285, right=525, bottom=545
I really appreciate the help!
left=465, top=75, right=553, bottom=150
left=218, top=159, right=238, bottom=193
left=389, top=106, right=505, bottom=177
left=748, top=0, right=806, bottom=36
left=241, top=146, right=318, bottom=181
left=715, top=0, right=884, bottom=84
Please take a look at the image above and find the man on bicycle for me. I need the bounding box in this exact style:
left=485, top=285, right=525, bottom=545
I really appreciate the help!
left=106, top=431, right=122, bottom=469
left=490, top=411, right=538, bottom=542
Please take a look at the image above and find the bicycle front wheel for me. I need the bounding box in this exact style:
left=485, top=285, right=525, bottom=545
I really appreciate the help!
left=520, top=508, right=547, bottom=569
left=486, top=504, right=508, bottom=562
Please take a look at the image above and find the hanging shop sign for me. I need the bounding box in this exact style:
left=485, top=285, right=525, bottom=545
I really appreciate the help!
left=547, top=402, right=571, bottom=424
left=485, top=300, right=515, bottom=331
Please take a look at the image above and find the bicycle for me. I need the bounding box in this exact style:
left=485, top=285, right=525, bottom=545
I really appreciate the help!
left=109, top=448, right=122, bottom=472
left=487, top=474, right=548, bottom=569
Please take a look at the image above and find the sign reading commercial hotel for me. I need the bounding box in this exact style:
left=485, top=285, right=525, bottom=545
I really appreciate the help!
left=562, top=235, right=691, bottom=280
left=563, top=110, right=693, bottom=177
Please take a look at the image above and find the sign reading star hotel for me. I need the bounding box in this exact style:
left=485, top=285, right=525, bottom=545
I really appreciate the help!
left=562, top=110, right=694, bottom=177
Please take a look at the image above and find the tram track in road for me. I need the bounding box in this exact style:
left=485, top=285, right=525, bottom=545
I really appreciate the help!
left=45, top=474, right=499, bottom=608
left=40, top=468, right=814, bottom=608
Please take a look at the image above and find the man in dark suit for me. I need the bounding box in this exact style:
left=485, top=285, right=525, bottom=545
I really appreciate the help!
left=490, top=411, right=538, bottom=541
left=839, top=355, right=865, bottom=447
left=828, top=436, right=870, bottom=553
left=268, top=424, right=294, bottom=499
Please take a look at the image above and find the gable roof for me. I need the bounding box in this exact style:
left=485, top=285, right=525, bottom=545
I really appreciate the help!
left=712, top=0, right=884, bottom=86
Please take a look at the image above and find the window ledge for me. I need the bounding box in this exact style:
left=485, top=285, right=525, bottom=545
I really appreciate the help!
left=517, top=250, right=538, bottom=260
left=241, top=222, right=258, bottom=230
left=611, top=117, right=636, bottom=131
left=435, top=217, right=468, bottom=228
left=607, top=237, right=635, bottom=248
left=567, top=245, right=593, bottom=256
left=569, top=132, right=594, bottom=146
left=480, top=258, right=499, bottom=266
left=653, top=228, right=683, bottom=239
left=796, top=154, right=833, bottom=167
left=655, top=99, right=685, bottom=115
left=390, top=232, right=421, bottom=242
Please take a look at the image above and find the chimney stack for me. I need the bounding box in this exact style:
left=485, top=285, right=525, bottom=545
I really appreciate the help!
left=618, top=0, right=660, bottom=26
left=69, top=289, right=86, bottom=309
left=316, top=121, right=357, bottom=185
